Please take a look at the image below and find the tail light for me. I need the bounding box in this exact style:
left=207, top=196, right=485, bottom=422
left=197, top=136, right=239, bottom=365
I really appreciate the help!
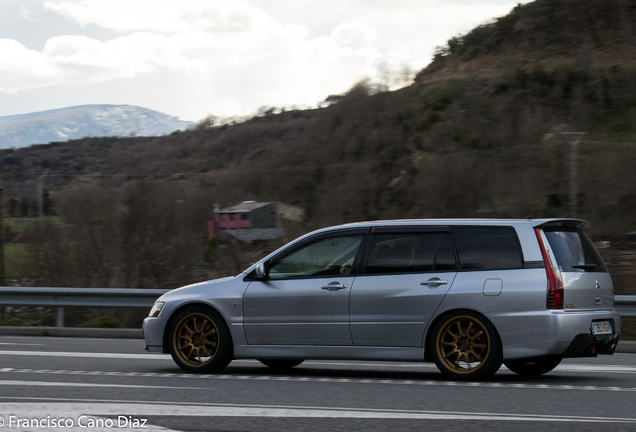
left=535, top=228, right=564, bottom=309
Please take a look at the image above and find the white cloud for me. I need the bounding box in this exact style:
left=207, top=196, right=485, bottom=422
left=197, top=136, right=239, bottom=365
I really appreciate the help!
left=0, top=32, right=212, bottom=92
left=48, top=33, right=208, bottom=71
left=19, top=4, right=35, bottom=20
left=330, top=21, right=377, bottom=50
left=43, top=0, right=289, bottom=35
left=1, top=0, right=381, bottom=102
left=0, top=39, right=55, bottom=91
left=1, top=0, right=520, bottom=120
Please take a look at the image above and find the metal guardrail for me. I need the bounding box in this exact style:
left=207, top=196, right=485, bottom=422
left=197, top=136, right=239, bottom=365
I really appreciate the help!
left=0, top=287, right=634, bottom=327
left=615, top=295, right=636, bottom=317
left=0, top=287, right=170, bottom=327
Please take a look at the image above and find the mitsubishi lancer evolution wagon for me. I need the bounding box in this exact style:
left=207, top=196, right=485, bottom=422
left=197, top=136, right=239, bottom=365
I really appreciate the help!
left=143, top=218, right=620, bottom=380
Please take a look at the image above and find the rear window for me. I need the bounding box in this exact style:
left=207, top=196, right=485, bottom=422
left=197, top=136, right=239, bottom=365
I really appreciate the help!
left=453, top=227, right=523, bottom=270
left=542, top=228, right=608, bottom=273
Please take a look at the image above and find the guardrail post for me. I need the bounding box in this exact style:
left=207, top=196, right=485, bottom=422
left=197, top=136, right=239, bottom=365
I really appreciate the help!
left=56, top=307, right=64, bottom=327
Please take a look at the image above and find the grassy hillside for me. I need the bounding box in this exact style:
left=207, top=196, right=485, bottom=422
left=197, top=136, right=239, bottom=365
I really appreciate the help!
left=418, top=0, right=636, bottom=83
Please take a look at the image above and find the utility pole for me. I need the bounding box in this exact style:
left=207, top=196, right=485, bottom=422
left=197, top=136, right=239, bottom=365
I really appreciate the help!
left=561, top=132, right=586, bottom=218
left=28, top=169, right=48, bottom=224
left=37, top=170, right=47, bottom=221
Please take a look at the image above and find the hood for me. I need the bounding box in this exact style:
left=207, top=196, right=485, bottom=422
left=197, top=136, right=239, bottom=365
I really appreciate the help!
left=158, top=276, right=236, bottom=302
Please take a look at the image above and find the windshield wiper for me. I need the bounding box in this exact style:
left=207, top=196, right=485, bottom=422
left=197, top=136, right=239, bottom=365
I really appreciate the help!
left=573, top=264, right=597, bottom=270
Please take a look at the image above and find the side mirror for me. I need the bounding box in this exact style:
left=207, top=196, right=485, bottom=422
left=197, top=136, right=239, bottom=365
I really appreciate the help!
left=255, top=262, right=268, bottom=279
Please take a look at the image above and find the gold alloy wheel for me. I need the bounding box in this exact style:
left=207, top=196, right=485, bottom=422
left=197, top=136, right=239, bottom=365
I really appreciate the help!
left=172, top=312, right=220, bottom=367
left=435, top=315, right=491, bottom=374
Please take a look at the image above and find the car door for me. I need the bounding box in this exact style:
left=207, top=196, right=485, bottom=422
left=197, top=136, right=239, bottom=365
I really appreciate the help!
left=349, top=227, right=458, bottom=347
left=243, top=229, right=366, bottom=346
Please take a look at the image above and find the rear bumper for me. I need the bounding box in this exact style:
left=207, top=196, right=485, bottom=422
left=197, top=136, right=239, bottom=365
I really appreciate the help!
left=562, top=332, right=620, bottom=358
left=496, top=309, right=621, bottom=360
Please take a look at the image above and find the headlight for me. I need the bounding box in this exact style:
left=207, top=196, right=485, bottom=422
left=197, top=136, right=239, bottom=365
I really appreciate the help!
left=148, top=301, right=165, bottom=317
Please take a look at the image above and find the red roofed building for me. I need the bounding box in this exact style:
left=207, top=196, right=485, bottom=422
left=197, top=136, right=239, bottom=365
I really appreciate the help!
left=208, top=201, right=285, bottom=243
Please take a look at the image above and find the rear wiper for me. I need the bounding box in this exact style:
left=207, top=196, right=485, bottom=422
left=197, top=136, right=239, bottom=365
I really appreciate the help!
left=573, top=264, right=597, bottom=270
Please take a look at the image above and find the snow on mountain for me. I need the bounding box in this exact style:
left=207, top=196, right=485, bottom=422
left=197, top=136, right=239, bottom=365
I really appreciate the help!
left=0, top=105, right=195, bottom=148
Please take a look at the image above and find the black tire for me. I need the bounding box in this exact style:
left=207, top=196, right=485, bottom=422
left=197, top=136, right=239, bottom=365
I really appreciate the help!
left=168, top=305, right=233, bottom=373
left=259, top=359, right=304, bottom=369
left=504, top=356, right=562, bottom=376
left=430, top=310, right=503, bottom=381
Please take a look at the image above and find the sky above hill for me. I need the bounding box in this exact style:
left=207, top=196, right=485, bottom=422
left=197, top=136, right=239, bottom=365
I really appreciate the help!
left=0, top=0, right=518, bottom=122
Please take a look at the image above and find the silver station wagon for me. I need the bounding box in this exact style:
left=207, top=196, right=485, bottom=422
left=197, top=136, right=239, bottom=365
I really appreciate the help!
left=143, top=218, right=621, bottom=380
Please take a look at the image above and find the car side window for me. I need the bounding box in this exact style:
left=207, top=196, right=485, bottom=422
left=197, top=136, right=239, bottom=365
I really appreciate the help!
left=453, top=227, right=523, bottom=270
left=268, top=235, right=363, bottom=279
left=434, top=233, right=457, bottom=271
left=365, top=232, right=456, bottom=274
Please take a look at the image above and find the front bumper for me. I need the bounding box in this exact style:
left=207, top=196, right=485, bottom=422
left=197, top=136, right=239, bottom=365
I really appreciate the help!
left=143, top=316, right=168, bottom=353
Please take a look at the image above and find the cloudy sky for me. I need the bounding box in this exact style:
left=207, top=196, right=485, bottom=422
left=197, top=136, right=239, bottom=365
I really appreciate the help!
left=0, top=0, right=519, bottom=122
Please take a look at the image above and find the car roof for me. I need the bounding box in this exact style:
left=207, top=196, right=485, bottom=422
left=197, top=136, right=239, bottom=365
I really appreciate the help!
left=317, top=218, right=590, bottom=231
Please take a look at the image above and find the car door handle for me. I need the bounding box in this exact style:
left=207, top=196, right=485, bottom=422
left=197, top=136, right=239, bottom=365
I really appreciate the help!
left=321, top=282, right=347, bottom=291
left=421, top=278, right=448, bottom=287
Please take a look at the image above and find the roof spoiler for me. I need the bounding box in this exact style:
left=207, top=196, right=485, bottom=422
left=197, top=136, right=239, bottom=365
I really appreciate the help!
left=531, top=218, right=591, bottom=229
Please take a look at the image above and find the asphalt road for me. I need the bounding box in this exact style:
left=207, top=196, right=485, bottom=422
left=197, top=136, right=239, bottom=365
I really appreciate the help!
left=0, top=336, right=635, bottom=432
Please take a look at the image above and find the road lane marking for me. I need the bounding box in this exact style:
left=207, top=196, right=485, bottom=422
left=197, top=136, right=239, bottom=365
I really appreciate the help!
left=2, top=369, right=636, bottom=393
left=557, top=365, right=636, bottom=373
left=0, top=350, right=170, bottom=359
left=0, top=343, right=43, bottom=346
left=0, top=402, right=634, bottom=423
left=295, top=360, right=636, bottom=373
left=2, top=351, right=636, bottom=374
left=0, top=336, right=140, bottom=341
left=267, top=360, right=439, bottom=369
left=0, top=379, right=210, bottom=390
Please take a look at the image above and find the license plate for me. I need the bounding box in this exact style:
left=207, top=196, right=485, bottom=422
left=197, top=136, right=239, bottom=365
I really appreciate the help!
left=591, top=321, right=612, bottom=335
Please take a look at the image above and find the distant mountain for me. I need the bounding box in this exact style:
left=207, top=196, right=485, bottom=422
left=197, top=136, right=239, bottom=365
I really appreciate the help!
left=0, top=104, right=195, bottom=148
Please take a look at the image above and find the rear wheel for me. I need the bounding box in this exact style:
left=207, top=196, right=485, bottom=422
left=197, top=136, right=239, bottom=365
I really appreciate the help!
left=504, top=356, right=562, bottom=376
left=430, top=311, right=502, bottom=381
left=168, top=305, right=232, bottom=373
left=259, top=359, right=304, bottom=369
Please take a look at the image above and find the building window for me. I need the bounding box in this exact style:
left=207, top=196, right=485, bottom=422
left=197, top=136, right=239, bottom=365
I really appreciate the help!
left=241, top=214, right=249, bottom=221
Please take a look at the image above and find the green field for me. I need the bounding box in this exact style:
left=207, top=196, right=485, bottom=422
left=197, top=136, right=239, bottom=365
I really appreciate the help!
left=2, top=243, right=30, bottom=279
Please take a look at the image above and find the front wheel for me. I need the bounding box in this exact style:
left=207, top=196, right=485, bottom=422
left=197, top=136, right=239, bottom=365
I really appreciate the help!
left=504, top=356, right=562, bottom=376
left=168, top=305, right=233, bottom=373
left=430, top=311, right=502, bottom=381
left=259, top=359, right=304, bottom=369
